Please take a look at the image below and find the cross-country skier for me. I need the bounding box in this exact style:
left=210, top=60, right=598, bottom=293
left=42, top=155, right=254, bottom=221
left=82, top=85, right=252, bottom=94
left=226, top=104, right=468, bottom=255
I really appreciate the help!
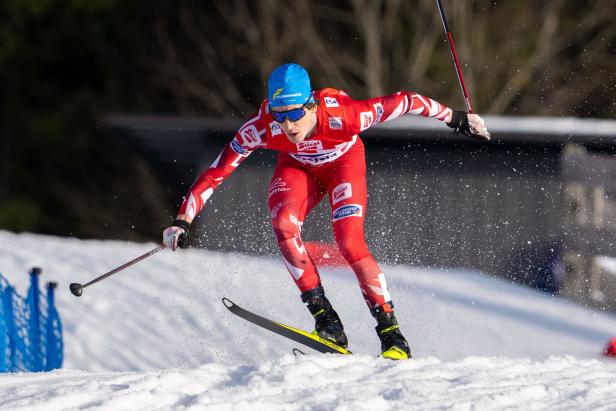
left=163, top=63, right=490, bottom=360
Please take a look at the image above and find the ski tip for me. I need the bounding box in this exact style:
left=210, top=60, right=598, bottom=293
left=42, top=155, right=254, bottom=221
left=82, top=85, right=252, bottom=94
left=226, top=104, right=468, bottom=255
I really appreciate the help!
left=221, top=297, right=234, bottom=309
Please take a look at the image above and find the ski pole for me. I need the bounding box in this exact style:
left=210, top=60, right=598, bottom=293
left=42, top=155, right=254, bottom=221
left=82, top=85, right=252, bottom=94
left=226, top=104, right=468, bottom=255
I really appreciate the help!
left=435, top=0, right=473, bottom=113
left=69, top=244, right=165, bottom=297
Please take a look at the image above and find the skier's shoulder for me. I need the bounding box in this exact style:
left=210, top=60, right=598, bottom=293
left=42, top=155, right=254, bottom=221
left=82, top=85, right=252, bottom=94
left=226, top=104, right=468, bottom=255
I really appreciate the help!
left=315, top=88, right=355, bottom=112
left=234, top=102, right=269, bottom=150
left=315, top=88, right=351, bottom=100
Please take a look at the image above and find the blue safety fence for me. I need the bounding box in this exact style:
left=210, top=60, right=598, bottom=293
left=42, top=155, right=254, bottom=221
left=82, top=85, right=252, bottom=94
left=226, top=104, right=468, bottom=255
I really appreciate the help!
left=0, top=267, right=63, bottom=372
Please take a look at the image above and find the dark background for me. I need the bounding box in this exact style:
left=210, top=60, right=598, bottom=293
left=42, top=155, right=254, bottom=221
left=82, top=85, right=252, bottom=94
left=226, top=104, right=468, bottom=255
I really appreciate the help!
left=1, top=0, right=614, bottom=242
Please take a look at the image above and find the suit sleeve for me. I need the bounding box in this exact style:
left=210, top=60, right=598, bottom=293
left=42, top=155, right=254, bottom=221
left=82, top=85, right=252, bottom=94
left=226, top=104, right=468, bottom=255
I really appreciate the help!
left=344, top=91, right=453, bottom=135
left=177, top=112, right=267, bottom=221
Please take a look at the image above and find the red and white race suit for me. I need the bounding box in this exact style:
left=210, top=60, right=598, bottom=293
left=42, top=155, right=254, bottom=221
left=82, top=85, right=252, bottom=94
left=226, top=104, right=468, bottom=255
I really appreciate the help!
left=179, top=88, right=452, bottom=309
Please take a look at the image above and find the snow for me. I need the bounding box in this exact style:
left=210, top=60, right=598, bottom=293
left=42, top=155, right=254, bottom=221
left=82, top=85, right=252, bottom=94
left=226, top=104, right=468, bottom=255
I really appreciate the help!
left=596, top=256, right=616, bottom=275
left=1, top=230, right=616, bottom=410
left=2, top=356, right=615, bottom=410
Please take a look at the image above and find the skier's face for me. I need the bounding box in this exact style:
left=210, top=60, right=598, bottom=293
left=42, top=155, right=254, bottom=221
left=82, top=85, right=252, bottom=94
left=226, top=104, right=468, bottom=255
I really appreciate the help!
left=271, top=104, right=318, bottom=144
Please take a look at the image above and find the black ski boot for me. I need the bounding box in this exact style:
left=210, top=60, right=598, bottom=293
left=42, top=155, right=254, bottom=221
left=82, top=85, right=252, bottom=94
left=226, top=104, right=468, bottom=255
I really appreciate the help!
left=373, top=304, right=412, bottom=360
left=301, top=286, right=348, bottom=348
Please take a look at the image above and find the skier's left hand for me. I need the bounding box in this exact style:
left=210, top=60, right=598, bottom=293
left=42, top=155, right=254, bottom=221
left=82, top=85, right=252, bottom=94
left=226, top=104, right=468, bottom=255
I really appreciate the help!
left=448, top=111, right=491, bottom=141
left=162, top=219, right=191, bottom=250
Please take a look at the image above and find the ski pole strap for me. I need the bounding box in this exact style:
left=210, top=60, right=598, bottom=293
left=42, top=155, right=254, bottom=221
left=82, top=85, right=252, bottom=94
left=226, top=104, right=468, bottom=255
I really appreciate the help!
left=447, top=110, right=473, bottom=137
left=173, top=219, right=191, bottom=249
left=173, top=219, right=191, bottom=232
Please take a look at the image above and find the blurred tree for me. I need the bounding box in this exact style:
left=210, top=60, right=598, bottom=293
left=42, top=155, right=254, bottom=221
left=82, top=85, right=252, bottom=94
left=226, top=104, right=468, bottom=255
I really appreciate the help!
left=0, top=0, right=614, bottom=240
left=147, top=0, right=615, bottom=118
left=0, top=0, right=169, bottom=239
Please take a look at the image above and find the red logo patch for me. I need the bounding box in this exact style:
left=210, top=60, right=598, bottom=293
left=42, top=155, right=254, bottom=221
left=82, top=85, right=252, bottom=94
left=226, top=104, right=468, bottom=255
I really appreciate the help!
left=332, top=182, right=352, bottom=204
left=296, top=140, right=323, bottom=151
left=239, top=125, right=261, bottom=148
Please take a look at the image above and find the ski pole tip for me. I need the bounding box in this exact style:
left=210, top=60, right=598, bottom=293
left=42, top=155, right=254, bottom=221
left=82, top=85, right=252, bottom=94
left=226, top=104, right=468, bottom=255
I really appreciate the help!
left=69, top=283, right=83, bottom=297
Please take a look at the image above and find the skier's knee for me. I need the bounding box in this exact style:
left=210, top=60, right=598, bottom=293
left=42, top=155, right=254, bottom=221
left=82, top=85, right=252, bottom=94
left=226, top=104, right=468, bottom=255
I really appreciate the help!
left=335, top=236, right=370, bottom=264
left=271, top=212, right=303, bottom=241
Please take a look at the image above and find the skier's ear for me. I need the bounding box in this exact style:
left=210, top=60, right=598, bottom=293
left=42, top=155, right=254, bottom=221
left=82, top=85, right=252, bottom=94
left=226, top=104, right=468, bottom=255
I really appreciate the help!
left=305, top=100, right=319, bottom=112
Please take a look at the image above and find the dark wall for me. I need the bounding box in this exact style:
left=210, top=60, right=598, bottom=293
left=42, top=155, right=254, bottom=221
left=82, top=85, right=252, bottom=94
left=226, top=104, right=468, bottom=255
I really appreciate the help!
left=150, top=129, right=565, bottom=279
left=108, top=115, right=616, bottom=307
left=361, top=138, right=564, bottom=273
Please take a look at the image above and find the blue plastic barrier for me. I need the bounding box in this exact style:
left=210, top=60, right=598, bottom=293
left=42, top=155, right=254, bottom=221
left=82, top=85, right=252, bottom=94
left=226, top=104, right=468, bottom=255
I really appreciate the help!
left=0, top=267, right=63, bottom=372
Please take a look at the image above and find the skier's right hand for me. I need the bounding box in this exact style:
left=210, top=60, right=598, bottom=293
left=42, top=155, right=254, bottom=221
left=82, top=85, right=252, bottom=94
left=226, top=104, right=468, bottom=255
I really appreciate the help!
left=163, top=219, right=191, bottom=250
left=448, top=110, right=491, bottom=140
left=467, top=114, right=491, bottom=140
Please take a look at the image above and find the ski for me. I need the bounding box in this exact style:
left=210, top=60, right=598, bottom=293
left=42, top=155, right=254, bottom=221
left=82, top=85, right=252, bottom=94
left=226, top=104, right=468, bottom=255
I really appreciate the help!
left=222, top=298, right=351, bottom=355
